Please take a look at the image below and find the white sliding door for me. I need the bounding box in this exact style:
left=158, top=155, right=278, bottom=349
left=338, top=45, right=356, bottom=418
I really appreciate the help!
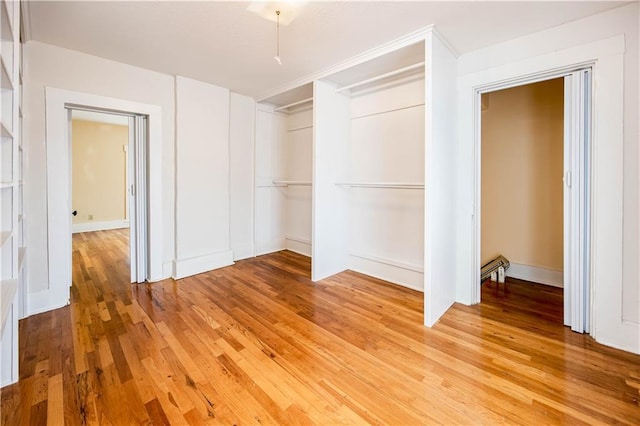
left=129, top=115, right=148, bottom=283
left=563, top=70, right=591, bottom=333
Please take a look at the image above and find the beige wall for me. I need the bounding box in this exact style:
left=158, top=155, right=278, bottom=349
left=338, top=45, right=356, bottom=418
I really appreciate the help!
left=72, top=119, right=128, bottom=224
left=481, top=78, right=564, bottom=271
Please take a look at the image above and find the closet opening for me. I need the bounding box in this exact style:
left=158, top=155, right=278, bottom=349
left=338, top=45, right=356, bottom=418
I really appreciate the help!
left=477, top=70, right=592, bottom=333
left=255, top=83, right=314, bottom=279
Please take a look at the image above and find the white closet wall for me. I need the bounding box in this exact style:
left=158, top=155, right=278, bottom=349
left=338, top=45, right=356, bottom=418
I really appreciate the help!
left=346, top=77, right=425, bottom=290
left=283, top=106, right=313, bottom=256
left=255, top=86, right=314, bottom=262
left=229, top=92, right=256, bottom=261
left=255, top=106, right=287, bottom=255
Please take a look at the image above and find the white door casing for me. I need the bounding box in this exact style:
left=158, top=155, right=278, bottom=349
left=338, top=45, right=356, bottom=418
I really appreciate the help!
left=44, top=88, right=163, bottom=314
left=458, top=35, right=639, bottom=354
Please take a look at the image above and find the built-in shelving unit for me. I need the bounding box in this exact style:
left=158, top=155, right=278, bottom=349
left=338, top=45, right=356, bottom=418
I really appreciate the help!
left=255, top=83, right=314, bottom=262
left=1, top=0, right=25, bottom=388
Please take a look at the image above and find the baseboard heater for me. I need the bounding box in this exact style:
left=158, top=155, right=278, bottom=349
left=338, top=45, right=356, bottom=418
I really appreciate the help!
left=481, top=255, right=510, bottom=282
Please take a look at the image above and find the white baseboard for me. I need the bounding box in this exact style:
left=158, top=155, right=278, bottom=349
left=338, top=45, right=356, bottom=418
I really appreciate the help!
left=27, top=287, right=70, bottom=316
left=232, top=242, right=254, bottom=261
left=285, top=235, right=311, bottom=257
left=506, top=263, right=563, bottom=288
left=173, top=249, right=234, bottom=280
left=255, top=238, right=285, bottom=256
left=72, top=220, right=129, bottom=233
left=348, top=251, right=424, bottom=292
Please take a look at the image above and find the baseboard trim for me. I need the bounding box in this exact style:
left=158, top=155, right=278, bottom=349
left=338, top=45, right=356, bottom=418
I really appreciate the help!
left=27, top=287, right=69, bottom=316
left=507, top=263, right=563, bottom=288
left=72, top=220, right=129, bottom=233
left=285, top=235, right=311, bottom=257
left=349, top=251, right=424, bottom=292
left=232, top=242, right=254, bottom=261
left=173, top=249, right=234, bottom=280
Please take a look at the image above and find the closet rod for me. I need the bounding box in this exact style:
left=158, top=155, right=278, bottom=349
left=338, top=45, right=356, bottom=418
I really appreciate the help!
left=335, top=62, right=425, bottom=94
left=273, top=97, right=313, bottom=112
left=335, top=182, right=424, bottom=189
left=272, top=180, right=312, bottom=186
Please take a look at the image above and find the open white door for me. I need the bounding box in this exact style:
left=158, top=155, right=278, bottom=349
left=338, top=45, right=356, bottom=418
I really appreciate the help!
left=129, top=115, right=148, bottom=283
left=563, top=69, right=591, bottom=333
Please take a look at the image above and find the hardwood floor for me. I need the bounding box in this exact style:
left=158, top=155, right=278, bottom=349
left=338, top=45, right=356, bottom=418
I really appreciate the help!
left=2, top=229, right=639, bottom=424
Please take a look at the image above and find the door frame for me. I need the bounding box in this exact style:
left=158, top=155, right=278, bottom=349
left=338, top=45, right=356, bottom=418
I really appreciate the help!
left=474, top=68, right=592, bottom=332
left=456, top=35, right=631, bottom=351
left=42, top=88, right=163, bottom=314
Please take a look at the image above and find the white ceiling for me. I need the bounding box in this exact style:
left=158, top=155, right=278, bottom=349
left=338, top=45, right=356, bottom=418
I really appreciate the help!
left=26, top=1, right=626, bottom=99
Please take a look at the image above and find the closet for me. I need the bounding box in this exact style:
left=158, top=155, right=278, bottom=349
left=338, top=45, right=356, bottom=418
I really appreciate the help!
left=255, top=83, right=314, bottom=268
left=1, top=0, right=25, bottom=387
left=254, top=41, right=426, bottom=291
left=317, top=41, right=426, bottom=290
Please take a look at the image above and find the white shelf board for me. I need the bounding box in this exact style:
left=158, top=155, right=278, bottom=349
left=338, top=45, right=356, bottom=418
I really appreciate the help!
left=0, top=278, right=18, bottom=333
left=17, top=246, right=25, bottom=271
left=0, top=231, right=11, bottom=248
left=0, top=181, right=14, bottom=189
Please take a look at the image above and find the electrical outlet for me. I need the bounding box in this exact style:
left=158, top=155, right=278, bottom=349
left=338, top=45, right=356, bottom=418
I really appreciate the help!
left=88, top=214, right=94, bottom=220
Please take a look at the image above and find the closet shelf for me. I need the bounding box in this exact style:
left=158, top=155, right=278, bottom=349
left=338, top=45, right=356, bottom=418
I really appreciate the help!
left=272, top=180, right=312, bottom=186
left=335, top=182, right=424, bottom=189
left=0, top=278, right=18, bottom=332
left=335, top=62, right=425, bottom=94
left=274, top=97, right=313, bottom=112
left=0, top=181, right=14, bottom=189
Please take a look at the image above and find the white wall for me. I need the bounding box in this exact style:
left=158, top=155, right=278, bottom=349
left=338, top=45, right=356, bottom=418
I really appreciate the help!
left=455, top=3, right=639, bottom=353
left=254, top=106, right=287, bottom=255
left=424, top=31, right=458, bottom=326
left=312, top=80, right=350, bottom=281
left=23, top=41, right=176, bottom=292
left=284, top=107, right=313, bottom=257
left=174, top=76, right=233, bottom=278
left=253, top=104, right=314, bottom=259
left=229, top=92, right=256, bottom=261
left=348, top=77, right=425, bottom=291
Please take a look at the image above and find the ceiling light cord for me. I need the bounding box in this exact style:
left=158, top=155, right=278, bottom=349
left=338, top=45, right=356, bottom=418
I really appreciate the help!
left=274, top=10, right=282, bottom=65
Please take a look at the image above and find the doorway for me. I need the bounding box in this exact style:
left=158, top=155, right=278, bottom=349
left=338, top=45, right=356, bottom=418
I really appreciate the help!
left=70, top=109, right=136, bottom=285
left=43, top=88, right=163, bottom=314
left=476, top=70, right=592, bottom=333
left=67, top=107, right=149, bottom=284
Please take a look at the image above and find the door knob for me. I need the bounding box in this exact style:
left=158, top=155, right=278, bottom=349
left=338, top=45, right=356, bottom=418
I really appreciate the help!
left=72, top=210, right=78, bottom=216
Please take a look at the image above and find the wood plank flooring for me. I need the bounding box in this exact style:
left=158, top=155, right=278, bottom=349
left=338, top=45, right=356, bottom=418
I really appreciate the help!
left=2, top=228, right=639, bottom=424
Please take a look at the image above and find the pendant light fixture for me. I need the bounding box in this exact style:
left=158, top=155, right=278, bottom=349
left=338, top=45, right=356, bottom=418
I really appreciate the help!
left=274, top=10, right=282, bottom=65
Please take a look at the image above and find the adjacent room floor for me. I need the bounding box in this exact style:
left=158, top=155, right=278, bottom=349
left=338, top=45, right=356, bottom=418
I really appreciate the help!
left=1, top=230, right=639, bottom=424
